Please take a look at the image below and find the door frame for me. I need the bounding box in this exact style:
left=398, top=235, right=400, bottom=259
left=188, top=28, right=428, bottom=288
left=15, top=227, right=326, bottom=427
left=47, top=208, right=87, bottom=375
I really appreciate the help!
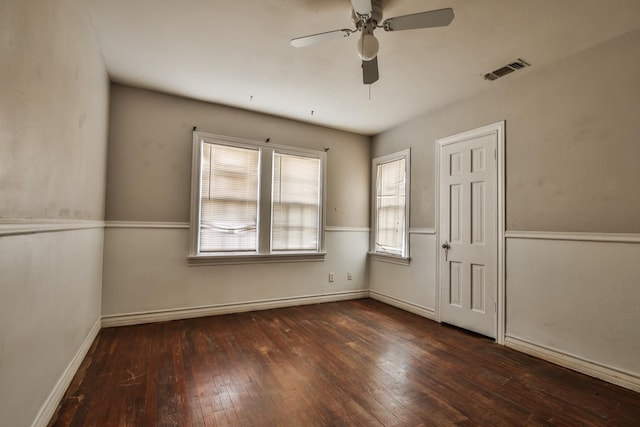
left=434, top=121, right=506, bottom=343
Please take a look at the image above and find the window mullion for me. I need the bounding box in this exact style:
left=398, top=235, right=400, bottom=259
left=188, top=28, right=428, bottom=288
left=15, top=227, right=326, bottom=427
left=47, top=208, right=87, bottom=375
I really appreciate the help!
left=258, top=148, right=274, bottom=254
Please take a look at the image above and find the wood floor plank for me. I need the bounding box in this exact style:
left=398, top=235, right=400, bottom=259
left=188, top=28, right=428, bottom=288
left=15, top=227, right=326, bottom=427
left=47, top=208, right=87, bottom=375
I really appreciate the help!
left=50, top=299, right=640, bottom=426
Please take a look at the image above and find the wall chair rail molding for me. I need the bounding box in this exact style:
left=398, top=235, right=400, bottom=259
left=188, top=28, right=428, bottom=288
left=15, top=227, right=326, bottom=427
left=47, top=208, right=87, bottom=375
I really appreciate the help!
left=408, top=228, right=436, bottom=235
left=104, top=221, right=190, bottom=229
left=505, top=230, right=640, bottom=243
left=0, top=219, right=105, bottom=237
left=106, top=223, right=370, bottom=232
left=324, top=226, right=370, bottom=232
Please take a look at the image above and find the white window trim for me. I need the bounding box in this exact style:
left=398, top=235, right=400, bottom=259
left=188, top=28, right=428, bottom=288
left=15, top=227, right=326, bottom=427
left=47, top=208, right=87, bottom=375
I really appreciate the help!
left=189, top=132, right=326, bottom=265
left=370, top=148, right=411, bottom=264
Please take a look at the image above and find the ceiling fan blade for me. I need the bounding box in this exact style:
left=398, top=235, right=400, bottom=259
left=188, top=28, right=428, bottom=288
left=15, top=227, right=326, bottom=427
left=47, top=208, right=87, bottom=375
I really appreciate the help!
left=383, top=8, right=454, bottom=32
left=290, top=29, right=352, bottom=48
left=351, top=0, right=373, bottom=17
left=363, top=57, right=379, bottom=85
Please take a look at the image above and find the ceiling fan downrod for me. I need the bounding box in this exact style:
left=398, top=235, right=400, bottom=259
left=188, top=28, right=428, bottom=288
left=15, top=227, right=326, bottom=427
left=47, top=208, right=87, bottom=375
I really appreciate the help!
left=351, top=0, right=383, bottom=28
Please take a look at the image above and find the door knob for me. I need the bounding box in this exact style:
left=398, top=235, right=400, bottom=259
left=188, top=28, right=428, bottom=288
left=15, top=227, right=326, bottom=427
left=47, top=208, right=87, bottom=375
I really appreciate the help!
left=442, top=241, right=450, bottom=261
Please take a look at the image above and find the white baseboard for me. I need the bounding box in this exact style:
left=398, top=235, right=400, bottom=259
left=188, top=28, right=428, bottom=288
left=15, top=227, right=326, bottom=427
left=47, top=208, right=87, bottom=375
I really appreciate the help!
left=369, top=290, right=436, bottom=321
left=31, top=318, right=101, bottom=427
left=505, top=335, right=640, bottom=393
left=101, top=290, right=369, bottom=327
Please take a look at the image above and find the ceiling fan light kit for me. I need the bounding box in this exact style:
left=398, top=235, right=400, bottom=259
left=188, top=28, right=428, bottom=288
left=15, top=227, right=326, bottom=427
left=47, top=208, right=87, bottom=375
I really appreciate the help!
left=290, top=0, right=454, bottom=85
left=357, top=25, right=379, bottom=61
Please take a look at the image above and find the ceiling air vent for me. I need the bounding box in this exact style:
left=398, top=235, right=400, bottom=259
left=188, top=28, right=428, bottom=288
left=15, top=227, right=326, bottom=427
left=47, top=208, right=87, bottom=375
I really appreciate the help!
left=483, top=58, right=530, bottom=81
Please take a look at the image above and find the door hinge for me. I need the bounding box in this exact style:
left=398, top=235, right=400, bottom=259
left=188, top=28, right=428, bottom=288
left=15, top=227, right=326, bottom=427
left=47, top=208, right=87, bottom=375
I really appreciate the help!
left=494, top=149, right=497, bottom=159
left=494, top=301, right=497, bottom=313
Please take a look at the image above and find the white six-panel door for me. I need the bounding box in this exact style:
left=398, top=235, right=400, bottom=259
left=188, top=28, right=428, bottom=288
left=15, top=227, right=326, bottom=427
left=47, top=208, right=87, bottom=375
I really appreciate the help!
left=438, top=128, right=498, bottom=338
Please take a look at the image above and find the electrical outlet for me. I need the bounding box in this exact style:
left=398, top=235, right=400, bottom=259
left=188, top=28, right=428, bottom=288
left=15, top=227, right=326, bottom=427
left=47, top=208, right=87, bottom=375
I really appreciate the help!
left=329, top=273, right=334, bottom=282
left=347, top=272, right=352, bottom=280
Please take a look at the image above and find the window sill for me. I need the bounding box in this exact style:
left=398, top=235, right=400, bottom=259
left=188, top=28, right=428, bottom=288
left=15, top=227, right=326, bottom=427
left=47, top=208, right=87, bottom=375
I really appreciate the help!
left=368, top=252, right=411, bottom=266
left=188, top=252, right=326, bottom=266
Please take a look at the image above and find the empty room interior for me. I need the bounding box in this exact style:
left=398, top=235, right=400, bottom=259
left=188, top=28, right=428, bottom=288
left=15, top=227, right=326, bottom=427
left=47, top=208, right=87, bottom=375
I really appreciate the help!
left=2, top=0, right=640, bottom=425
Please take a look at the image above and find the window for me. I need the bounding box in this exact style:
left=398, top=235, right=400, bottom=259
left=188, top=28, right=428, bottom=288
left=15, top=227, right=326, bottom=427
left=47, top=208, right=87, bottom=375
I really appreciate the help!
left=199, top=143, right=259, bottom=253
left=371, top=149, right=410, bottom=262
left=272, top=153, right=322, bottom=252
left=189, top=132, right=326, bottom=265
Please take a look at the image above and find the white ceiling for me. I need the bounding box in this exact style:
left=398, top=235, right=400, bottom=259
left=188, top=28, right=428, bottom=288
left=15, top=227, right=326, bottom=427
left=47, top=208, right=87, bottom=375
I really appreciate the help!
left=86, top=0, right=640, bottom=135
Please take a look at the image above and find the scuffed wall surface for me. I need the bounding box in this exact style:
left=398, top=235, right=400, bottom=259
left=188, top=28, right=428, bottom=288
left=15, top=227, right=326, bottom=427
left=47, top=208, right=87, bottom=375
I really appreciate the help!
left=374, top=29, right=640, bottom=233
left=0, top=0, right=109, bottom=425
left=0, top=0, right=109, bottom=220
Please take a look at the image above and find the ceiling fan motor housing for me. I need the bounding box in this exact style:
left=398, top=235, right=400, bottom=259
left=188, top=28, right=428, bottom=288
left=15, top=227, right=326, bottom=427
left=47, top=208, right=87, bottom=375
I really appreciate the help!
left=352, top=0, right=383, bottom=27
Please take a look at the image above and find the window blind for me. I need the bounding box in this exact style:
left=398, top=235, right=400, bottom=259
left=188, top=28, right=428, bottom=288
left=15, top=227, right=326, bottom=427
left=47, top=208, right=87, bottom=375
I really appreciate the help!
left=199, top=142, right=259, bottom=252
left=271, top=152, right=321, bottom=251
left=375, top=158, right=406, bottom=255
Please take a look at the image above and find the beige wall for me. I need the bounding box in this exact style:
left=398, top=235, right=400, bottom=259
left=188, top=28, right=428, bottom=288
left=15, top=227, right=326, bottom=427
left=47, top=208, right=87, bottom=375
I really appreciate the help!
left=374, top=29, right=640, bottom=233
left=106, top=84, right=370, bottom=227
left=1, top=1, right=108, bottom=220
left=0, top=0, right=109, bottom=426
left=370, top=29, right=640, bottom=386
left=102, top=85, right=371, bottom=317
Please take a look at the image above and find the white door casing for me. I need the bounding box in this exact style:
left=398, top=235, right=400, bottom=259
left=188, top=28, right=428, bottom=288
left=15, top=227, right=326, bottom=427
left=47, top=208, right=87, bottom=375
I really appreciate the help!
left=436, top=122, right=505, bottom=340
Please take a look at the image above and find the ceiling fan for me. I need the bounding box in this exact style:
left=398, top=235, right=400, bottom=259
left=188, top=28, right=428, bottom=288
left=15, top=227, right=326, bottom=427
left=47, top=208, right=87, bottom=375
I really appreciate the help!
left=290, top=0, right=454, bottom=84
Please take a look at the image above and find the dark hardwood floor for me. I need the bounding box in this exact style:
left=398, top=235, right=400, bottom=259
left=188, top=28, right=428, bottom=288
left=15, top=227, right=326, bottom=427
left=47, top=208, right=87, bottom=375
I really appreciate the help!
left=50, top=299, right=640, bottom=426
